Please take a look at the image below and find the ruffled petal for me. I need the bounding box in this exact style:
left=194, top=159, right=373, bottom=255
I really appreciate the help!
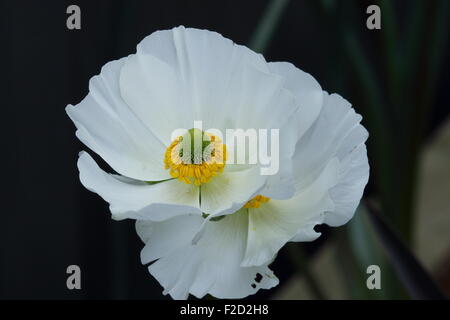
left=78, top=152, right=201, bottom=221
left=126, top=26, right=299, bottom=135
left=136, top=210, right=278, bottom=299
left=119, top=52, right=192, bottom=145
left=242, top=92, right=369, bottom=266
left=258, top=62, right=323, bottom=199
left=326, top=144, right=369, bottom=226
left=268, top=61, right=323, bottom=142
left=292, top=92, right=368, bottom=194
left=66, top=58, right=169, bottom=181
left=242, top=159, right=338, bottom=267
left=200, top=166, right=267, bottom=216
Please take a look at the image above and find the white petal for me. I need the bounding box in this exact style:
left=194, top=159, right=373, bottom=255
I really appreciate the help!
left=136, top=210, right=278, bottom=299
left=326, top=144, right=369, bottom=226
left=119, top=53, right=193, bottom=145
left=66, top=58, right=169, bottom=181
left=137, top=27, right=267, bottom=74
left=242, top=159, right=338, bottom=267
left=260, top=169, right=295, bottom=200
left=200, top=166, right=267, bottom=216
left=268, top=61, right=324, bottom=141
left=292, top=92, right=368, bottom=192
left=258, top=62, right=323, bottom=199
left=292, top=92, right=369, bottom=227
left=136, top=27, right=268, bottom=130
left=229, top=64, right=299, bottom=131
left=289, top=221, right=323, bottom=242
left=129, top=26, right=298, bottom=134
left=78, top=152, right=201, bottom=221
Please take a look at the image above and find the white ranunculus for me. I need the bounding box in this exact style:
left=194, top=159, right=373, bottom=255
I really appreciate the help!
left=67, top=26, right=369, bottom=299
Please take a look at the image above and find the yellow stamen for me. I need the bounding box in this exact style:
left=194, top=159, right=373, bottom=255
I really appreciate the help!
left=164, top=132, right=227, bottom=185
left=244, top=195, right=270, bottom=208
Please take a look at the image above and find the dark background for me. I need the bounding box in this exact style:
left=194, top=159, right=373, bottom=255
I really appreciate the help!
left=1, top=0, right=449, bottom=299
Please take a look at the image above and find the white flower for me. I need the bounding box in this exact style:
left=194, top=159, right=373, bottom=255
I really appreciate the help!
left=67, top=26, right=314, bottom=221
left=67, top=26, right=369, bottom=299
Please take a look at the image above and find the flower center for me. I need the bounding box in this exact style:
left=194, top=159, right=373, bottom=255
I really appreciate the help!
left=164, top=128, right=227, bottom=185
left=244, top=195, right=270, bottom=208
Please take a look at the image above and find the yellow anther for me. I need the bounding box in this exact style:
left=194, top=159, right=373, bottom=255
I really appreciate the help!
left=244, top=195, right=271, bottom=209
left=164, top=130, right=227, bottom=185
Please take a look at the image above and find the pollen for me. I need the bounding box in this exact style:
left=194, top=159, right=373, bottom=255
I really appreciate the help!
left=244, top=195, right=270, bottom=208
left=164, top=129, right=227, bottom=186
